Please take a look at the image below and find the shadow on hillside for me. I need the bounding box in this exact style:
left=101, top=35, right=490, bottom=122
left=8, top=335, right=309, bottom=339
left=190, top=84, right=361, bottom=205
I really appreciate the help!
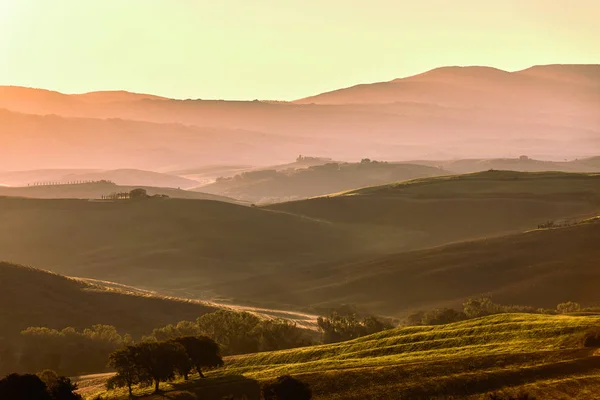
left=169, top=375, right=260, bottom=400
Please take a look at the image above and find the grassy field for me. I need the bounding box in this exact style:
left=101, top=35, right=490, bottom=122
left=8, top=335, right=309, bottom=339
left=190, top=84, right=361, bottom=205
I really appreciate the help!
left=89, top=314, right=600, bottom=399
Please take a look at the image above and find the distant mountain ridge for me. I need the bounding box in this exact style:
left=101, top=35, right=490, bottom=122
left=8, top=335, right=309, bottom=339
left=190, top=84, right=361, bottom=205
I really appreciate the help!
left=295, top=64, right=600, bottom=106
left=1, top=64, right=598, bottom=169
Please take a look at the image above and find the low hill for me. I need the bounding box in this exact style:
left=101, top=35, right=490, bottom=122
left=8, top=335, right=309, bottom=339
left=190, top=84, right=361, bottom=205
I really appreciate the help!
left=295, top=64, right=600, bottom=109
left=0, top=262, right=218, bottom=340
left=91, top=314, right=600, bottom=399
left=211, top=217, right=600, bottom=316
left=194, top=161, right=448, bottom=203
left=0, top=168, right=199, bottom=188
left=410, top=156, right=600, bottom=174
left=2, top=172, right=599, bottom=306
left=0, top=181, right=237, bottom=202
left=0, top=197, right=375, bottom=297
left=266, top=171, right=600, bottom=251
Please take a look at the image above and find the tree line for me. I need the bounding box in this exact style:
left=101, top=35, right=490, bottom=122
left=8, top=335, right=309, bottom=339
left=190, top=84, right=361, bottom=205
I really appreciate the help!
left=4, top=310, right=314, bottom=377
left=406, top=297, right=589, bottom=326
left=317, top=313, right=393, bottom=344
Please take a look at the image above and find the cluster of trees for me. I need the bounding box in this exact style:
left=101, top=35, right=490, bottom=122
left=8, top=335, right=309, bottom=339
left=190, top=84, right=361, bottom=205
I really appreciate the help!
left=10, top=311, right=312, bottom=377
left=102, top=188, right=170, bottom=200
left=317, top=313, right=393, bottom=344
left=107, top=336, right=222, bottom=396
left=0, top=370, right=80, bottom=400
left=18, top=325, right=129, bottom=376
left=146, top=311, right=313, bottom=355
left=407, top=297, right=588, bottom=326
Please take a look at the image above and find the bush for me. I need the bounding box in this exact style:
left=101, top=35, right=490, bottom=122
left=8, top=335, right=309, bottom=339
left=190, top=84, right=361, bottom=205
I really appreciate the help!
left=583, top=329, right=600, bottom=348
left=317, top=313, right=392, bottom=344
left=262, top=375, right=312, bottom=400
left=421, top=308, right=467, bottom=325
left=463, top=296, right=502, bottom=318
left=556, top=301, right=581, bottom=314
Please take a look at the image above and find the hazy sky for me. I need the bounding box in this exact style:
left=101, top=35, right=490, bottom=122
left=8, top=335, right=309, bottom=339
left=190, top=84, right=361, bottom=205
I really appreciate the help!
left=0, top=0, right=598, bottom=100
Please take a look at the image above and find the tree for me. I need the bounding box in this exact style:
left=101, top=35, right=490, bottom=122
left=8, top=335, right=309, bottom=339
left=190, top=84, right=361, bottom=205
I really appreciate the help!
left=556, top=301, right=581, bottom=314
left=262, top=375, right=312, bottom=400
left=37, top=370, right=81, bottom=400
left=317, top=313, right=391, bottom=344
left=463, top=296, right=501, bottom=318
left=420, top=308, right=467, bottom=325
left=0, top=373, right=51, bottom=400
left=196, top=311, right=261, bottom=355
left=129, top=188, right=148, bottom=199
left=171, top=336, right=223, bottom=378
left=107, top=346, right=144, bottom=398
left=135, top=341, right=188, bottom=393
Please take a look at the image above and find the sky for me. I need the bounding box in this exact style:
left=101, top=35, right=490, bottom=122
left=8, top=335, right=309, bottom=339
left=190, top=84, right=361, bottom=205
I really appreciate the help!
left=0, top=0, right=598, bottom=100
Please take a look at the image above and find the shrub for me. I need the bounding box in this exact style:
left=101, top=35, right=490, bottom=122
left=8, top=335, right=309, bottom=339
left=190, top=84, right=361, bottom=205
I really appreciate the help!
left=262, top=375, right=312, bottom=400
left=317, top=313, right=392, bottom=344
left=556, top=301, right=581, bottom=314
left=583, top=329, right=600, bottom=348
left=421, top=308, right=467, bottom=325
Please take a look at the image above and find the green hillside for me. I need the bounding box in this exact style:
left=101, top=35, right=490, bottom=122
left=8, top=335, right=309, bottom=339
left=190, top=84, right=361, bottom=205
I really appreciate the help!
left=209, top=217, right=600, bottom=316
left=92, top=314, right=600, bottom=399
left=195, top=161, right=448, bottom=203
left=0, top=262, right=217, bottom=340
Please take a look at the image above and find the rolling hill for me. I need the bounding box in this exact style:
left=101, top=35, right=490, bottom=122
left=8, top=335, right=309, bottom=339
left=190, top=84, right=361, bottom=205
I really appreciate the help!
left=0, top=168, right=199, bottom=189
left=0, top=181, right=237, bottom=202
left=89, top=314, right=600, bottom=399
left=194, top=161, right=448, bottom=203
left=266, top=171, right=600, bottom=251
left=209, top=216, right=600, bottom=316
left=409, top=156, right=600, bottom=175
left=0, top=262, right=218, bottom=340
left=1, top=171, right=599, bottom=310
left=0, top=196, right=373, bottom=297
left=295, top=64, right=600, bottom=109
